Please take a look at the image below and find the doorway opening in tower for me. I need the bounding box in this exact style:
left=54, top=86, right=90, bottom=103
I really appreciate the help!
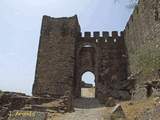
left=81, top=71, right=95, bottom=98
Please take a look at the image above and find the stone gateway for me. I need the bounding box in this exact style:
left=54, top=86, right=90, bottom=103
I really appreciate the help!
left=32, top=0, right=160, bottom=101
left=32, top=15, right=130, bottom=101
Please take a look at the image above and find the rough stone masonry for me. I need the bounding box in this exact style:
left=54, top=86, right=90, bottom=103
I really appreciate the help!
left=32, top=0, right=160, bottom=101
left=32, top=14, right=131, bottom=102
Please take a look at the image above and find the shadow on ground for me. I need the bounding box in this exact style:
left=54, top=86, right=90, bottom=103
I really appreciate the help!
left=73, top=97, right=104, bottom=109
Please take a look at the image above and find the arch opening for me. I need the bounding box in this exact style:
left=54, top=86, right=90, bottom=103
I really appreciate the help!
left=81, top=71, right=95, bottom=98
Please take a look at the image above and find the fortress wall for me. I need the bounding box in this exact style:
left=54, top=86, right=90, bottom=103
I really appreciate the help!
left=76, top=31, right=129, bottom=100
left=78, top=31, right=124, bottom=45
left=32, top=14, right=130, bottom=100
left=32, top=0, right=160, bottom=99
left=124, top=0, right=160, bottom=99
left=32, top=15, right=80, bottom=97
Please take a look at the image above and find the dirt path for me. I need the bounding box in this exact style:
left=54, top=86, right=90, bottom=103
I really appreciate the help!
left=53, top=98, right=112, bottom=120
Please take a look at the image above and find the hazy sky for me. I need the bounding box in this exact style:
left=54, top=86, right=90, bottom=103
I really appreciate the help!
left=0, top=0, right=132, bottom=95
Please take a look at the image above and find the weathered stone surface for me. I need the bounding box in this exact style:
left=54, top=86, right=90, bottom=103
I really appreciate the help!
left=112, top=90, right=131, bottom=100
left=0, top=91, right=56, bottom=109
left=32, top=15, right=80, bottom=98
left=81, top=81, right=93, bottom=88
left=145, top=80, right=160, bottom=89
left=81, top=88, right=95, bottom=98
left=125, top=0, right=160, bottom=100
left=136, top=104, right=160, bottom=120
left=111, top=104, right=126, bottom=120
left=62, top=91, right=74, bottom=112
left=24, top=96, right=73, bottom=113
left=0, top=91, right=73, bottom=119
left=8, top=110, right=47, bottom=120
left=32, top=14, right=131, bottom=101
left=1, top=1, right=160, bottom=120
left=0, top=106, right=9, bottom=119
left=154, top=97, right=160, bottom=103
left=97, top=91, right=105, bottom=104
left=105, top=97, right=116, bottom=107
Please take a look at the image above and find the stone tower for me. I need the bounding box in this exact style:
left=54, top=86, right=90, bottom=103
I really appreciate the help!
left=32, top=15, right=80, bottom=97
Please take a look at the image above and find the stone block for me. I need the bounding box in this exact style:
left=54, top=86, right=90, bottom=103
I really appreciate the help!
left=111, top=104, right=126, bottom=120
left=105, top=97, right=116, bottom=107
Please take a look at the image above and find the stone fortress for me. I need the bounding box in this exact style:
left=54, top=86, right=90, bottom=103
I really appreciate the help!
left=0, top=0, right=160, bottom=119
left=32, top=0, right=160, bottom=102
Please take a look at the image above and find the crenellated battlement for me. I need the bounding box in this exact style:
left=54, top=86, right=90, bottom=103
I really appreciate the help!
left=80, top=31, right=124, bottom=38
left=78, top=31, right=125, bottom=45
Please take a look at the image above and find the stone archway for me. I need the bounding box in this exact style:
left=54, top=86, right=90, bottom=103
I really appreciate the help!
left=74, top=43, right=98, bottom=98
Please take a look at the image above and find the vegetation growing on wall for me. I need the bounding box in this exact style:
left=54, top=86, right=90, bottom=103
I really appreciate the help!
left=130, top=40, right=160, bottom=76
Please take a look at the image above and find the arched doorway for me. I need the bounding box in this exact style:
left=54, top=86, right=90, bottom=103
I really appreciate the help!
left=74, top=42, right=98, bottom=98
left=81, top=71, right=95, bottom=98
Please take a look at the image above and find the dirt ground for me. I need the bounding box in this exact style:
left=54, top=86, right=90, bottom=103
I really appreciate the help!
left=47, top=88, right=160, bottom=120
left=52, top=98, right=112, bottom=120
